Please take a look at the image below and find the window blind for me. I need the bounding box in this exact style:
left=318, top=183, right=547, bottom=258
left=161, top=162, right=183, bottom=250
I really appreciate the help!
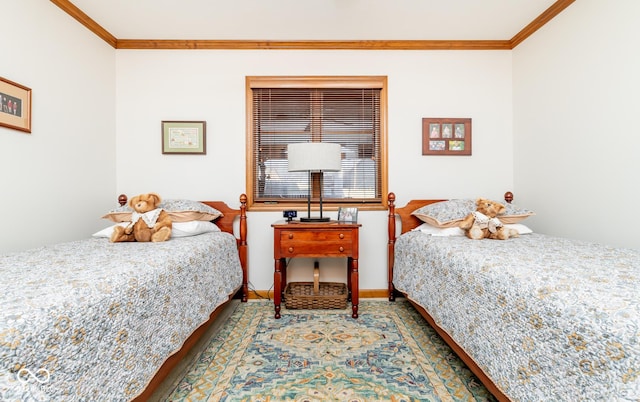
left=251, top=87, right=382, bottom=204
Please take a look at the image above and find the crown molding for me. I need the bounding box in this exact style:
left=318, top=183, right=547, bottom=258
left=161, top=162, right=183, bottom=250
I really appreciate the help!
left=51, top=0, right=574, bottom=51
left=510, top=0, right=575, bottom=48
left=50, top=0, right=117, bottom=47
left=115, top=39, right=513, bottom=51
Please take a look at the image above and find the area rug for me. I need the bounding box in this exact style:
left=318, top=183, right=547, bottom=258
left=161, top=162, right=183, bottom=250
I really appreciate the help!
left=165, top=299, right=496, bottom=401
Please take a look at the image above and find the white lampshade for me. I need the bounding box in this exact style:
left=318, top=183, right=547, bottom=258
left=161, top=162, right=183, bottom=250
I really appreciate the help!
left=287, top=143, right=342, bottom=172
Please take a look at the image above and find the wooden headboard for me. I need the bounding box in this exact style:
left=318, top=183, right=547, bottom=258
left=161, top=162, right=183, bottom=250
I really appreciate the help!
left=200, top=196, right=247, bottom=238
left=387, top=193, right=445, bottom=236
left=117, top=194, right=247, bottom=237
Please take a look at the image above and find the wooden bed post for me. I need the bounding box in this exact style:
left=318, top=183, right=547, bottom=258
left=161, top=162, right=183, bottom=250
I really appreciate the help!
left=387, top=192, right=396, bottom=301
left=238, top=194, right=248, bottom=302
left=504, top=191, right=513, bottom=204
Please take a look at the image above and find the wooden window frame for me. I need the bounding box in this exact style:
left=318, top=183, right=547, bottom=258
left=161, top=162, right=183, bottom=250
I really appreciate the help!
left=246, top=76, right=388, bottom=212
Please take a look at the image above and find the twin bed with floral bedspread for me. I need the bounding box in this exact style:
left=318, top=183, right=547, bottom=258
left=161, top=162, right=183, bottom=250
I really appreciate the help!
left=387, top=192, right=640, bottom=401
left=0, top=195, right=248, bottom=401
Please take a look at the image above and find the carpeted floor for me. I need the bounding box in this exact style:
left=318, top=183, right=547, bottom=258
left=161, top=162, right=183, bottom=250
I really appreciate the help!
left=162, top=299, right=496, bottom=401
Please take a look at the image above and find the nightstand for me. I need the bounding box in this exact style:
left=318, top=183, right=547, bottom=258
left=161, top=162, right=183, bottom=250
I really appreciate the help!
left=272, top=220, right=361, bottom=319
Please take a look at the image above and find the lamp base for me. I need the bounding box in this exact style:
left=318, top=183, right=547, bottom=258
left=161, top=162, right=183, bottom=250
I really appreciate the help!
left=300, top=216, right=331, bottom=222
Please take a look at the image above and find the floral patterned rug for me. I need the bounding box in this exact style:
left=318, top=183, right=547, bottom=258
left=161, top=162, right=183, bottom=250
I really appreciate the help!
left=165, top=299, right=495, bottom=401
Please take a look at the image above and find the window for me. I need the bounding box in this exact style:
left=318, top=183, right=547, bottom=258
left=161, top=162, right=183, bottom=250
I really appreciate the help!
left=246, top=76, right=388, bottom=211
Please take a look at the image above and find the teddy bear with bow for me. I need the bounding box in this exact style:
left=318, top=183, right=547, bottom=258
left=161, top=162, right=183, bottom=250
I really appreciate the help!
left=110, top=193, right=172, bottom=243
left=458, top=197, right=518, bottom=240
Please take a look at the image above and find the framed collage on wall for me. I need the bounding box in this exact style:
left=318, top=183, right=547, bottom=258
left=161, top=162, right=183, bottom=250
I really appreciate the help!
left=422, top=118, right=471, bottom=156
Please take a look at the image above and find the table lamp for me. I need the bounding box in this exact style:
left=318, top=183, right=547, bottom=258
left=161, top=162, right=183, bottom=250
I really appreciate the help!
left=287, top=142, right=341, bottom=222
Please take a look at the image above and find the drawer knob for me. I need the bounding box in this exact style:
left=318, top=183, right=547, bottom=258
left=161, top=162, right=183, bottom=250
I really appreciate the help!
left=288, top=233, right=294, bottom=239
left=339, top=246, right=344, bottom=252
left=339, top=233, right=345, bottom=239
left=288, top=247, right=294, bottom=253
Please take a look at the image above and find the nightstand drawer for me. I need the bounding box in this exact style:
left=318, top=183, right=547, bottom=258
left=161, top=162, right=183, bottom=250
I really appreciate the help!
left=280, top=230, right=353, bottom=256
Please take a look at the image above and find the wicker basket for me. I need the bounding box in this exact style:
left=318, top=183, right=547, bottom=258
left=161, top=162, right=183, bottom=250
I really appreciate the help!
left=285, top=281, right=348, bottom=309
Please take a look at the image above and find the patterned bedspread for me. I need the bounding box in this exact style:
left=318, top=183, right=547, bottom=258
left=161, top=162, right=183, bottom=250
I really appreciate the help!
left=393, top=232, right=640, bottom=401
left=0, top=232, right=243, bottom=401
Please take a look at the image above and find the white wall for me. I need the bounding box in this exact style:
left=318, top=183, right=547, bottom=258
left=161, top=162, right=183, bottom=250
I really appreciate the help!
left=7, top=1, right=637, bottom=292
left=513, top=0, right=640, bottom=249
left=115, top=50, right=514, bottom=291
left=0, top=1, right=117, bottom=253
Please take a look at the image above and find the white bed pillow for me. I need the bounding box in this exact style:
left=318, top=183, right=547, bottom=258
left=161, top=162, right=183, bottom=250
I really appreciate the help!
left=504, top=223, right=533, bottom=235
left=412, top=222, right=532, bottom=236
left=92, top=222, right=128, bottom=238
left=413, top=223, right=465, bottom=236
left=92, top=220, right=220, bottom=238
left=171, top=220, right=220, bottom=237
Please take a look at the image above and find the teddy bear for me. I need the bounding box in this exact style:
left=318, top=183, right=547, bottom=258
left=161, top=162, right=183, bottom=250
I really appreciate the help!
left=458, top=197, right=519, bottom=240
left=110, top=193, right=172, bottom=243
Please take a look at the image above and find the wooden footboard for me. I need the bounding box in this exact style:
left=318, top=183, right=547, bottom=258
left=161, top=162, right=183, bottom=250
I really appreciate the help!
left=387, top=191, right=512, bottom=401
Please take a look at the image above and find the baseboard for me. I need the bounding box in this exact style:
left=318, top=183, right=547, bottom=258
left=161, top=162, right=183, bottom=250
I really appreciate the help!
left=247, top=289, right=388, bottom=300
